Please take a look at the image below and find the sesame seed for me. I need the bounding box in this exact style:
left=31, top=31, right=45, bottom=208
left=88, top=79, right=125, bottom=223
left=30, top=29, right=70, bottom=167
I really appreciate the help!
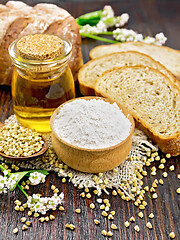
left=85, top=187, right=89, bottom=193
left=111, top=223, right=117, bottom=230
left=62, top=178, right=66, bottom=183
left=112, top=190, right=117, bottom=196
left=139, top=205, right=145, bottom=210
left=152, top=193, right=158, bottom=199
left=93, top=190, right=99, bottom=195
left=138, top=212, right=143, bottom=218
left=100, top=204, right=105, bottom=210
left=169, top=165, right=175, bottom=171
left=124, top=221, right=130, bottom=227
left=51, top=185, right=56, bottom=190
left=97, top=198, right=102, bottom=204
left=26, top=221, right=32, bottom=226
left=75, top=208, right=81, bottom=213
left=86, top=193, right=91, bottom=199
left=59, top=206, right=65, bottom=211
left=101, top=230, right=107, bottom=236
left=14, top=205, right=20, bottom=211
left=102, top=211, right=108, bottom=217
left=107, top=231, right=113, bottom=237
left=160, top=158, right=166, bottom=164
left=166, top=153, right=171, bottom=158
left=94, top=219, right=100, bottom=225
left=20, top=217, right=26, bottom=223
left=105, top=206, right=109, bottom=212
left=39, top=217, right=45, bottom=223
left=13, top=228, right=18, bottom=234
left=152, top=182, right=157, bottom=188
left=169, top=232, right=175, bottom=239
left=176, top=188, right=180, bottom=194
left=28, top=211, right=32, bottom=216
left=162, top=172, right=168, bottom=178
left=108, top=214, right=114, bottom=220
left=19, top=206, right=25, bottom=212
left=134, top=225, right=140, bottom=232
left=22, top=225, right=28, bottom=231
left=159, top=164, right=164, bottom=169
left=150, top=187, right=156, bottom=192
left=146, top=222, right=152, bottom=229
left=110, top=211, right=115, bottom=216
left=34, top=213, right=40, bottom=218
left=149, top=213, right=154, bottom=219
left=45, top=216, right=49, bottom=222
left=159, top=179, right=164, bottom=185
left=130, top=216, right=135, bottom=222
left=80, top=192, right=85, bottom=197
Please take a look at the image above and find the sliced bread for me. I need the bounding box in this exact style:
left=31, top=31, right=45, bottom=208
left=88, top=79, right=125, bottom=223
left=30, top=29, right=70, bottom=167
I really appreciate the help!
left=95, top=66, right=180, bottom=156
left=89, top=42, right=180, bottom=81
left=78, top=51, right=179, bottom=96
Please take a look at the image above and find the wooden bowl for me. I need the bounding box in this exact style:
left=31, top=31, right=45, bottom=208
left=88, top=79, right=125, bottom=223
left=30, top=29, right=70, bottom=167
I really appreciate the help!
left=50, top=97, right=135, bottom=173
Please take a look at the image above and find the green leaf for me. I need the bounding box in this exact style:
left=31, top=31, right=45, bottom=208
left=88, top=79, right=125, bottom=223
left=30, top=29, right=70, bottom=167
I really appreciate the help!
left=76, top=10, right=102, bottom=26
left=27, top=170, right=49, bottom=176
left=80, top=33, right=119, bottom=44
left=10, top=171, right=29, bottom=191
left=10, top=170, right=49, bottom=191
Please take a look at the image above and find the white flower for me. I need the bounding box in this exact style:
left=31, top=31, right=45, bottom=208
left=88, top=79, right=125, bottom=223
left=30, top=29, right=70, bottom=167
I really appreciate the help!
left=6, top=174, right=18, bottom=191
left=102, top=5, right=114, bottom=19
left=115, top=13, right=129, bottom=27
left=27, top=193, right=64, bottom=214
left=143, top=36, right=155, bottom=44
left=3, top=170, right=8, bottom=176
left=113, top=28, right=166, bottom=45
left=29, top=172, right=46, bottom=185
left=155, top=32, right=167, bottom=45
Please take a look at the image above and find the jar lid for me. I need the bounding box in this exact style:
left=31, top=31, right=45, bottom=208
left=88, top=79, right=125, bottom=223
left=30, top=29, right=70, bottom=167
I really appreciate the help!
left=9, top=34, right=72, bottom=72
left=16, top=34, right=64, bottom=60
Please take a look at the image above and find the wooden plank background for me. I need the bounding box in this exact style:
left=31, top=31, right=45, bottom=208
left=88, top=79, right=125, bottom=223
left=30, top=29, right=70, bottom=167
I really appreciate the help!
left=0, top=0, right=180, bottom=239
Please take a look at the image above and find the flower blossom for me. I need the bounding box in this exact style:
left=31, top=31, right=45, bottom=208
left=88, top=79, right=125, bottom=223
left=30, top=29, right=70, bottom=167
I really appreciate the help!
left=29, top=172, right=46, bottom=185
left=113, top=28, right=167, bottom=46
left=27, top=193, right=64, bottom=214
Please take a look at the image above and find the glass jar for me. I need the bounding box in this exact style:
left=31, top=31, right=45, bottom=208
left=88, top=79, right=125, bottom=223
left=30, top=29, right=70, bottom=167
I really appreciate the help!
left=9, top=34, right=75, bottom=132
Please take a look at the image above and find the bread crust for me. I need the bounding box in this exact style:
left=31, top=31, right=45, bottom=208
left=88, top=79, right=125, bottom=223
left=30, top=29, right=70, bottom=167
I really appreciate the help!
left=89, top=42, right=180, bottom=81
left=78, top=50, right=179, bottom=96
left=94, top=66, right=180, bottom=156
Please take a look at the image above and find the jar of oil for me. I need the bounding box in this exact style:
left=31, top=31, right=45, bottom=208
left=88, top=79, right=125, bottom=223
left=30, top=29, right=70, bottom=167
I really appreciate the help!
left=9, top=34, right=75, bottom=132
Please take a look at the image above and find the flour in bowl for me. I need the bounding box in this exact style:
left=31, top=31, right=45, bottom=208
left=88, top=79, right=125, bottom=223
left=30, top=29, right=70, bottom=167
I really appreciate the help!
left=53, top=99, right=132, bottom=149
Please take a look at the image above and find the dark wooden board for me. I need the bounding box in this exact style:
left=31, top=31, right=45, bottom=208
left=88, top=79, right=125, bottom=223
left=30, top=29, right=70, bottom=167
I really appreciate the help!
left=0, top=1, right=180, bottom=240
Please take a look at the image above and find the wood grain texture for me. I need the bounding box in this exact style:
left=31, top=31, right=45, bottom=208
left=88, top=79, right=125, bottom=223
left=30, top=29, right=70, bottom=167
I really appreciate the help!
left=0, top=1, right=180, bottom=240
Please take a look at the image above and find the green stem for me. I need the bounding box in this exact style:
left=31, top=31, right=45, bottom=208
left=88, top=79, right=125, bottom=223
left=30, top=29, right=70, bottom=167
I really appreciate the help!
left=97, top=31, right=115, bottom=35
left=0, top=164, right=6, bottom=173
left=17, top=184, right=28, bottom=199
left=0, top=164, right=29, bottom=199
left=80, top=33, right=119, bottom=43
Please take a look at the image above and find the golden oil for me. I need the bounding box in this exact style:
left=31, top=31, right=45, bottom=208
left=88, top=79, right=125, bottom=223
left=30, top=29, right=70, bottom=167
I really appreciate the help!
left=9, top=34, right=75, bottom=132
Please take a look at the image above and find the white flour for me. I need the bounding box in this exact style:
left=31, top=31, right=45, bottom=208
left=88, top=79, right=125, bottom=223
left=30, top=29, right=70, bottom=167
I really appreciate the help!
left=53, top=99, right=132, bottom=149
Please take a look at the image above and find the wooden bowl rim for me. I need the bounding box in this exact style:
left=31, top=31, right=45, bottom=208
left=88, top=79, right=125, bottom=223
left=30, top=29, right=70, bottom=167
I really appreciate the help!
left=50, top=96, right=135, bottom=152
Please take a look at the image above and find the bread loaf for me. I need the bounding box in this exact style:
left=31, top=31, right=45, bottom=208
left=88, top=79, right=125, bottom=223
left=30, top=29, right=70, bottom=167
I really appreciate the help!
left=0, top=1, right=83, bottom=85
left=89, top=42, right=180, bottom=81
left=78, top=51, right=179, bottom=96
left=95, top=66, right=180, bottom=156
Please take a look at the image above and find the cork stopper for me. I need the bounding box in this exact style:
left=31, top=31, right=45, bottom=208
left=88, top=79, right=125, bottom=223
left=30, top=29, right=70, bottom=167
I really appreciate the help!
left=16, top=34, right=64, bottom=60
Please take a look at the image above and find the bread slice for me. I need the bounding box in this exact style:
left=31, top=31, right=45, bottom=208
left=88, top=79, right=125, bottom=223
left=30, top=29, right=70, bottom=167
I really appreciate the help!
left=78, top=51, right=179, bottom=96
left=95, top=66, right=180, bottom=156
left=89, top=42, right=180, bottom=81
